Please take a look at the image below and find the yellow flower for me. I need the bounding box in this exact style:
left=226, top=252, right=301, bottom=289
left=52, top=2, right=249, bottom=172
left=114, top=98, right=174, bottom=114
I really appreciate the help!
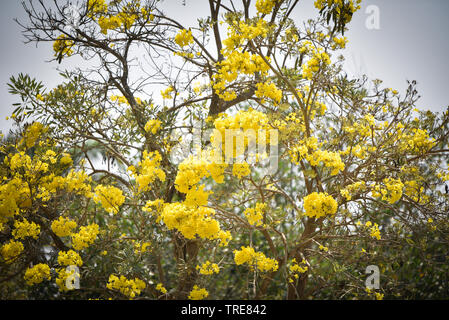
left=175, top=29, right=194, bottom=47
left=107, top=274, right=146, bottom=299
left=51, top=216, right=77, bottom=237
left=303, top=192, right=338, bottom=219
left=93, top=185, right=125, bottom=214
left=1, top=240, right=24, bottom=264
left=12, top=218, right=40, bottom=240
left=71, top=223, right=99, bottom=251
left=24, top=264, right=51, bottom=286
left=156, top=283, right=167, bottom=294
left=188, top=285, right=209, bottom=300
left=144, top=119, right=162, bottom=134
left=196, top=261, right=220, bottom=275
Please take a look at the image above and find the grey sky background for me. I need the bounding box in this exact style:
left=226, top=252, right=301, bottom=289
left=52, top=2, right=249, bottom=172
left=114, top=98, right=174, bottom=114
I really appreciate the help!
left=1, top=0, right=448, bottom=134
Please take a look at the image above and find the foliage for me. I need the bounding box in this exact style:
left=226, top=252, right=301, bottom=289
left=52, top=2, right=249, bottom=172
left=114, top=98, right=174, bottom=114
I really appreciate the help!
left=1, top=0, right=449, bottom=300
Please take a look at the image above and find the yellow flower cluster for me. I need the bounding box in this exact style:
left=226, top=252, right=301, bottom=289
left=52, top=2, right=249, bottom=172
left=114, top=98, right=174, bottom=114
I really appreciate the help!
left=308, top=149, right=345, bottom=176
left=332, top=36, right=348, bottom=49
left=106, top=274, right=146, bottom=299
left=142, top=198, right=166, bottom=221
left=188, top=285, right=209, bottom=300
left=0, top=177, right=31, bottom=218
left=303, top=192, right=338, bottom=219
left=24, top=264, right=51, bottom=286
left=58, top=250, right=83, bottom=267
left=22, top=122, right=46, bottom=149
left=369, top=223, right=381, bottom=240
left=397, top=128, right=436, bottom=154
left=255, top=0, right=277, bottom=14
left=175, top=29, right=194, bottom=47
left=302, top=48, right=331, bottom=80
left=162, top=203, right=224, bottom=241
left=184, top=184, right=212, bottom=207
left=244, top=203, right=266, bottom=226
left=174, top=156, right=210, bottom=193
left=130, top=150, right=166, bottom=192
left=213, top=47, right=270, bottom=101
left=222, top=19, right=269, bottom=53
left=60, top=153, right=73, bottom=167
left=71, top=223, right=100, bottom=251
left=94, top=184, right=125, bottom=214
left=12, top=218, right=40, bottom=240
left=1, top=240, right=24, bottom=264
left=196, top=261, right=220, bottom=275
left=51, top=216, right=77, bottom=237
left=110, top=95, right=129, bottom=104
left=371, top=178, right=404, bottom=204
left=133, top=241, right=151, bottom=254
left=233, top=246, right=279, bottom=272
left=289, top=258, right=308, bottom=282
left=340, top=181, right=366, bottom=201
left=156, top=283, right=167, bottom=294
left=161, top=86, right=174, bottom=99
left=232, top=162, right=251, bottom=179
left=55, top=267, right=79, bottom=292
left=98, top=15, right=123, bottom=34
left=144, top=119, right=162, bottom=134
left=289, top=137, right=344, bottom=176
left=255, top=81, right=282, bottom=104
left=211, top=109, right=271, bottom=160
left=63, top=170, right=93, bottom=197
left=87, top=0, right=108, bottom=17
left=53, top=35, right=74, bottom=59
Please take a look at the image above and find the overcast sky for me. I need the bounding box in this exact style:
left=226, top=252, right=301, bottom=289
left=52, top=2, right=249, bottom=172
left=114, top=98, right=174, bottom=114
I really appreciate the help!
left=1, top=0, right=448, bottom=134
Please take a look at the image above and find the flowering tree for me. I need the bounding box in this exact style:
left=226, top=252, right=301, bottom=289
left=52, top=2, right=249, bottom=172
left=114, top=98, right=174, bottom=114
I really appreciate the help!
left=1, top=0, right=449, bottom=300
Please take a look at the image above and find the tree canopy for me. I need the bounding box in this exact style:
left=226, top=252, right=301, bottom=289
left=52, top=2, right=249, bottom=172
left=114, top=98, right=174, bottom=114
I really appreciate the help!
left=1, top=0, right=449, bottom=300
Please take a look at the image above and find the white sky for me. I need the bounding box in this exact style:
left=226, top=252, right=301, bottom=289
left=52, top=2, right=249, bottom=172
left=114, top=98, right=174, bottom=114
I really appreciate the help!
left=1, top=0, right=448, bottom=134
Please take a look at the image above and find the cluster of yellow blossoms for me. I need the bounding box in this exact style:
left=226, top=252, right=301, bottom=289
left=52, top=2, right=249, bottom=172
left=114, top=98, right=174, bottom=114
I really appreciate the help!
left=244, top=203, right=266, bottom=226
left=144, top=119, right=162, bottom=135
left=371, top=178, right=404, bottom=204
left=12, top=218, right=40, bottom=240
left=107, top=274, right=146, bottom=299
left=211, top=108, right=272, bottom=160
left=303, top=192, right=338, bottom=219
left=162, top=202, right=230, bottom=244
left=58, top=250, right=83, bottom=267
left=340, top=181, right=367, bottom=201
left=1, top=240, right=24, bottom=264
left=255, top=0, right=277, bottom=14
left=289, top=258, right=308, bottom=282
left=175, top=29, right=194, bottom=47
left=232, top=162, right=251, bottom=179
left=289, top=136, right=344, bottom=176
left=196, top=261, right=220, bottom=275
left=23, top=264, right=51, bottom=286
left=93, top=185, right=125, bottom=214
left=155, top=283, right=167, bottom=294
left=234, top=246, right=279, bottom=272
left=129, top=150, right=166, bottom=193
left=71, top=223, right=100, bottom=251
left=301, top=47, right=331, bottom=80
left=188, top=285, right=209, bottom=300
left=53, top=35, right=74, bottom=58
left=255, top=81, right=282, bottom=104
left=51, top=217, right=77, bottom=237
left=213, top=17, right=273, bottom=101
